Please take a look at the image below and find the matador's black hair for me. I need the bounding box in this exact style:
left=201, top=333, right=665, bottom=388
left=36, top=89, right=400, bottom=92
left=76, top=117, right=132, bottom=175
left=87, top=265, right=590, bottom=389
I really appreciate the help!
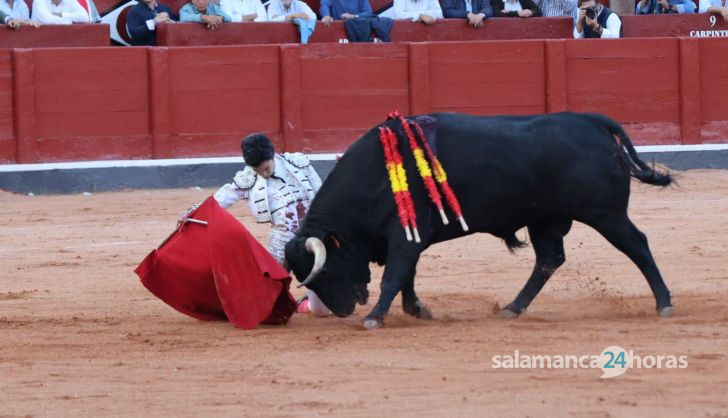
left=241, top=133, right=275, bottom=167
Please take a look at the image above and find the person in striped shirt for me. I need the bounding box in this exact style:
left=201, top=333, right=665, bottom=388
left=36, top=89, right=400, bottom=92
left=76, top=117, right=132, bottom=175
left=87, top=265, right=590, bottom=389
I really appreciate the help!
left=534, top=0, right=576, bottom=17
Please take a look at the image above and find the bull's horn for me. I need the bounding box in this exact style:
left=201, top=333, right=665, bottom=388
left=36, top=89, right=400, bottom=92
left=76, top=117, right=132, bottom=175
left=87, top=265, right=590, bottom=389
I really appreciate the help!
left=297, top=237, right=327, bottom=288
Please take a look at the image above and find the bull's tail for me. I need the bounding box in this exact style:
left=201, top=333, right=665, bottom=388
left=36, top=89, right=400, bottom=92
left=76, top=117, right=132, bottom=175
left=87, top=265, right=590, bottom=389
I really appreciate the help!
left=587, top=113, right=673, bottom=187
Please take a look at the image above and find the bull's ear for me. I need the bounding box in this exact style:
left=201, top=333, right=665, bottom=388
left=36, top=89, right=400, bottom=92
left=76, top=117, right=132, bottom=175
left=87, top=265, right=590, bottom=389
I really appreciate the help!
left=324, top=232, right=343, bottom=250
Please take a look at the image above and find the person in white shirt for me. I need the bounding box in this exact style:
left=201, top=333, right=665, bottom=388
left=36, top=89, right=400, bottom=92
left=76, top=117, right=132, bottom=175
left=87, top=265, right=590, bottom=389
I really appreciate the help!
left=392, top=0, right=443, bottom=24
left=220, top=0, right=268, bottom=22
left=32, top=0, right=88, bottom=24
left=267, top=0, right=316, bottom=21
left=268, top=0, right=316, bottom=43
left=1, top=0, right=40, bottom=27
left=699, top=0, right=728, bottom=22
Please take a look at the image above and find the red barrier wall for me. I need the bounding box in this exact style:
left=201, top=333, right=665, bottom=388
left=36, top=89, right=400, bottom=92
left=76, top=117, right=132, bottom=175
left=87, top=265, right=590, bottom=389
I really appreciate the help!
left=0, top=24, right=110, bottom=48
left=621, top=12, right=728, bottom=38
left=566, top=38, right=683, bottom=144
left=699, top=37, right=728, bottom=143
left=2, top=37, right=727, bottom=164
left=295, top=44, right=410, bottom=151
left=0, top=50, right=13, bottom=161
left=163, top=45, right=282, bottom=157
left=426, top=41, right=547, bottom=115
left=11, top=48, right=150, bottom=163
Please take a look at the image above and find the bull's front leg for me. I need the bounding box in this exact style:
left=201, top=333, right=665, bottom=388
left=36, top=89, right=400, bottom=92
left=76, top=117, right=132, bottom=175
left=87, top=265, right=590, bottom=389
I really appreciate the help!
left=401, top=272, right=433, bottom=320
left=363, top=254, right=421, bottom=330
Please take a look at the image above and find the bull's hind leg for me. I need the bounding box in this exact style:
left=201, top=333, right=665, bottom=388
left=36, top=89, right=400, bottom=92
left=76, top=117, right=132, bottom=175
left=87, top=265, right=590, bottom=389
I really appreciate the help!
left=585, top=213, right=673, bottom=317
left=503, top=220, right=572, bottom=318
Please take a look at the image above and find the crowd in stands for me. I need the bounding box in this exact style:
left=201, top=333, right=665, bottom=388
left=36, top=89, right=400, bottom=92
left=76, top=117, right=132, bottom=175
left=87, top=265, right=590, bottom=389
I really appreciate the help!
left=1, top=0, right=99, bottom=27
left=2, top=0, right=728, bottom=44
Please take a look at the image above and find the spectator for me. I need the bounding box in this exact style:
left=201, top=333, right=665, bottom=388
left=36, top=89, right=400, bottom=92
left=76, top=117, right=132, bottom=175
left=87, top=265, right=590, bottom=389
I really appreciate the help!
left=573, top=0, right=621, bottom=38
left=442, top=0, right=493, bottom=28
left=699, top=0, right=728, bottom=22
left=180, top=0, right=231, bottom=29
left=1, top=0, right=40, bottom=26
left=31, top=0, right=88, bottom=24
left=392, top=0, right=443, bottom=25
left=268, top=0, right=316, bottom=44
left=126, top=0, right=177, bottom=46
left=636, top=0, right=696, bottom=13
left=534, top=0, right=575, bottom=17
left=491, top=0, right=542, bottom=17
left=321, top=0, right=372, bottom=23
left=1, top=9, right=18, bottom=27
left=220, top=0, right=267, bottom=22
left=320, top=0, right=394, bottom=42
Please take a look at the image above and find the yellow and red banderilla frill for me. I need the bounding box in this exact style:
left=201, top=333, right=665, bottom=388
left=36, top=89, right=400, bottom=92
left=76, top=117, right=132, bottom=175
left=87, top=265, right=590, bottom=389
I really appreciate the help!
left=379, top=126, right=420, bottom=243
left=410, top=117, right=469, bottom=232
left=392, top=111, right=449, bottom=227
left=380, top=111, right=469, bottom=243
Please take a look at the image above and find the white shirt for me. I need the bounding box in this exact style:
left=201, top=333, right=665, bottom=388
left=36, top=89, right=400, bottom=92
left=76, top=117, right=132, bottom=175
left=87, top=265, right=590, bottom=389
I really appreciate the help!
left=503, top=0, right=523, bottom=12
left=267, top=0, right=315, bottom=22
left=213, top=154, right=322, bottom=231
left=0, top=0, right=30, bottom=20
left=392, top=0, right=443, bottom=21
left=220, top=0, right=268, bottom=22
left=32, top=0, right=89, bottom=24
left=699, top=0, right=726, bottom=12
left=573, top=7, right=621, bottom=38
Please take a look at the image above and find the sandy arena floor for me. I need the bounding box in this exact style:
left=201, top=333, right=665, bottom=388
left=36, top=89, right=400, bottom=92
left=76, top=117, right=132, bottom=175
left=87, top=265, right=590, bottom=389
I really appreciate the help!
left=1, top=169, right=727, bottom=417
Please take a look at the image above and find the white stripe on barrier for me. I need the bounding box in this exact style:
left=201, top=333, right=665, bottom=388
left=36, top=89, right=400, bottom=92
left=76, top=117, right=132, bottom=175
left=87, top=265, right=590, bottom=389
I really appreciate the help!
left=636, top=144, right=728, bottom=152
left=0, top=145, right=726, bottom=172
left=0, top=154, right=342, bottom=172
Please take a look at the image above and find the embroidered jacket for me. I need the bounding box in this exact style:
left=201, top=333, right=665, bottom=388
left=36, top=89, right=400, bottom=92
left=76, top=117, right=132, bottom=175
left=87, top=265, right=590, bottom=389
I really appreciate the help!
left=213, top=153, right=322, bottom=230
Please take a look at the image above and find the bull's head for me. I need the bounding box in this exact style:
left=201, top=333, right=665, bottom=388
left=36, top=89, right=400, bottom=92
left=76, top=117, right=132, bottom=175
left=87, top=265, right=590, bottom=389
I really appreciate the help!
left=284, top=234, right=369, bottom=317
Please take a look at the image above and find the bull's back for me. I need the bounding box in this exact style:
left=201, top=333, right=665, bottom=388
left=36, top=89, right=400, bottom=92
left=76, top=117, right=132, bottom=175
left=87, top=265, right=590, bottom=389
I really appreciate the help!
left=429, top=112, right=631, bottom=235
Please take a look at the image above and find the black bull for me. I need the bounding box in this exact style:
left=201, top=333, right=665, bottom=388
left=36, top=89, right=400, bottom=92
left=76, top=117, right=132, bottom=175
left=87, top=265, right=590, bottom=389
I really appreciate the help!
left=285, top=112, right=674, bottom=329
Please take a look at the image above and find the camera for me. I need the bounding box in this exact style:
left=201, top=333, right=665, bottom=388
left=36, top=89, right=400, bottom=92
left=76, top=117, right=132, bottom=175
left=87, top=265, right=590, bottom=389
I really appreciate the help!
left=585, top=6, right=597, bottom=19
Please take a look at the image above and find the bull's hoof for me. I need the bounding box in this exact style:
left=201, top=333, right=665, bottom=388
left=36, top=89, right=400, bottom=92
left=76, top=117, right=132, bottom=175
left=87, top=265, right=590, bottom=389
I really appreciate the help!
left=501, top=308, right=520, bottom=319
left=403, top=300, right=434, bottom=320
left=417, top=304, right=434, bottom=320
left=658, top=306, right=673, bottom=318
left=362, top=318, right=382, bottom=330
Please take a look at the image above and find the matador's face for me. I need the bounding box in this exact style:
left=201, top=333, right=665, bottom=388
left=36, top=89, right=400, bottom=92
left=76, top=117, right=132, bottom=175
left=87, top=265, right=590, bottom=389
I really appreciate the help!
left=252, top=159, right=275, bottom=179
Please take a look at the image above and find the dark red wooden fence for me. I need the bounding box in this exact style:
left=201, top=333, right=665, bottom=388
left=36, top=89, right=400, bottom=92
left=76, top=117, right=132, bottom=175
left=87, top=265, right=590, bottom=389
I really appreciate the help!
left=2, top=37, right=727, bottom=164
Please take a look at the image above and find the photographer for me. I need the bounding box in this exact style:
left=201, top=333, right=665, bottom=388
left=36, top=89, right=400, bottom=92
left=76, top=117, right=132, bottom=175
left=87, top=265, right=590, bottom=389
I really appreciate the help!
left=573, top=0, right=621, bottom=39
